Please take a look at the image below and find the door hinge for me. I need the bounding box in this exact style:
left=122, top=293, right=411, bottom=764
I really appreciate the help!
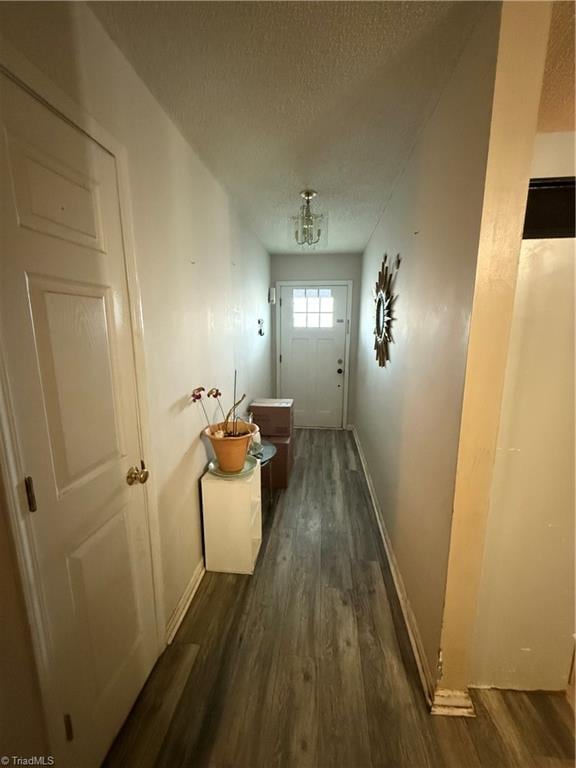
left=64, top=713, right=74, bottom=741
left=279, top=297, right=282, bottom=307
left=24, top=476, right=37, bottom=512
left=436, top=649, right=443, bottom=679
left=279, top=354, right=283, bottom=363
left=346, top=318, right=350, bottom=334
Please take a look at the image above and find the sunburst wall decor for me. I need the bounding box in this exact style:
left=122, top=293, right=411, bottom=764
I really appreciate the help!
left=374, top=253, right=400, bottom=367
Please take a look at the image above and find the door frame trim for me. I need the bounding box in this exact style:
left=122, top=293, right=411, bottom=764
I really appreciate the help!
left=0, top=37, right=166, bottom=752
left=275, top=279, right=353, bottom=429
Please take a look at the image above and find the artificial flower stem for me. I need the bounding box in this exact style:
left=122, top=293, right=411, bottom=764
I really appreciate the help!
left=224, top=393, right=246, bottom=435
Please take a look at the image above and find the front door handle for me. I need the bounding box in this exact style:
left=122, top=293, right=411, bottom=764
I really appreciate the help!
left=126, top=460, right=150, bottom=486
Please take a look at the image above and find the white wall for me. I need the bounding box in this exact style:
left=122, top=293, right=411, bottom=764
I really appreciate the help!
left=353, top=5, right=501, bottom=680
left=531, top=132, right=575, bottom=177
left=0, top=1, right=272, bottom=646
left=471, top=133, right=575, bottom=690
left=271, top=252, right=361, bottom=423
left=434, top=2, right=553, bottom=698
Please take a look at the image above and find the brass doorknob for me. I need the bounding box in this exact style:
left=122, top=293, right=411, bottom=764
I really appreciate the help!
left=126, top=461, right=150, bottom=486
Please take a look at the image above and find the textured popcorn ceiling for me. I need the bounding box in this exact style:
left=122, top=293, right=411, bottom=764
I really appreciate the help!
left=90, top=1, right=487, bottom=253
left=538, top=1, right=575, bottom=133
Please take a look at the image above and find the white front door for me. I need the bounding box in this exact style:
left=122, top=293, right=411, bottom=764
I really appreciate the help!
left=0, top=75, right=158, bottom=765
left=278, top=284, right=349, bottom=427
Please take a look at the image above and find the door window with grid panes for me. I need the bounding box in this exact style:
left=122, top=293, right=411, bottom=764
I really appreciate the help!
left=292, top=288, right=334, bottom=328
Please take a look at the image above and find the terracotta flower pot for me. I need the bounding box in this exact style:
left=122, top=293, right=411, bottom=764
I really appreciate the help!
left=204, top=420, right=259, bottom=473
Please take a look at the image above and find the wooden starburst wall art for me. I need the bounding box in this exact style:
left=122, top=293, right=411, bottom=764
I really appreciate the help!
left=374, top=253, right=401, bottom=367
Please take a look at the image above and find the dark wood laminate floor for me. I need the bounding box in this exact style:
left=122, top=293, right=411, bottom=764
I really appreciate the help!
left=105, top=429, right=575, bottom=768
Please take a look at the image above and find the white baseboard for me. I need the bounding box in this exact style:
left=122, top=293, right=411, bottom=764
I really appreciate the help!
left=431, top=688, right=475, bottom=717
left=350, top=426, right=436, bottom=708
left=165, top=559, right=205, bottom=645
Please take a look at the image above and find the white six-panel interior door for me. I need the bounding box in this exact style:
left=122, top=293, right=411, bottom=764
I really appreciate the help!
left=277, top=283, right=350, bottom=428
left=0, top=73, right=158, bottom=766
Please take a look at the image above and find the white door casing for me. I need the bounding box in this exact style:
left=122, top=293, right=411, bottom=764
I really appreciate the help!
left=277, top=282, right=351, bottom=428
left=0, top=73, right=157, bottom=765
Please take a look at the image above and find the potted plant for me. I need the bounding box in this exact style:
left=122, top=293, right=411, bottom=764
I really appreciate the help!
left=192, top=377, right=259, bottom=473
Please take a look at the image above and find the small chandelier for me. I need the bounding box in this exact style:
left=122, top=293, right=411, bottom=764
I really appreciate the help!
left=292, top=190, right=324, bottom=247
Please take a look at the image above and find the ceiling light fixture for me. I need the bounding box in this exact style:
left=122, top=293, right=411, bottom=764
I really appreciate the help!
left=292, top=190, right=324, bottom=248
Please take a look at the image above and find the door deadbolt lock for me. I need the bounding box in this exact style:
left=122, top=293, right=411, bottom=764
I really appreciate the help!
left=337, top=368, right=343, bottom=374
left=126, top=460, right=150, bottom=486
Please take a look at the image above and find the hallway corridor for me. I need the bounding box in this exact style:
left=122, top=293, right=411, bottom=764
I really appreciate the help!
left=106, top=430, right=575, bottom=768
